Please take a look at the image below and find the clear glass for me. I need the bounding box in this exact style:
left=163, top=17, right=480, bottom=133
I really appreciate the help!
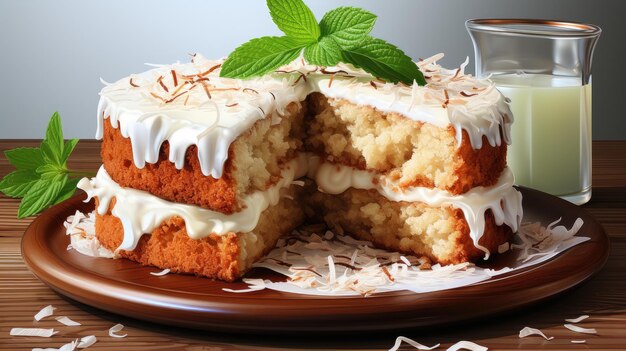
left=466, top=19, right=601, bottom=205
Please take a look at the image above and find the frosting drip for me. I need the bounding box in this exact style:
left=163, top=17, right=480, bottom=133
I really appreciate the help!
left=78, top=154, right=523, bottom=258
left=78, top=158, right=306, bottom=251
left=97, top=53, right=513, bottom=178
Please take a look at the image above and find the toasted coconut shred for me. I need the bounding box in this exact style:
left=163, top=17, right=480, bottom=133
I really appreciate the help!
left=67, top=209, right=589, bottom=297
left=150, top=268, right=171, bottom=276
left=388, top=336, right=439, bottom=350
left=34, top=305, right=56, bottom=321
left=250, top=218, right=588, bottom=296
left=564, top=324, right=597, bottom=334
left=10, top=328, right=58, bottom=337
left=55, top=316, right=81, bottom=326
left=32, top=340, right=78, bottom=351
left=64, top=211, right=116, bottom=259
left=446, top=341, right=488, bottom=351
left=108, top=323, right=128, bottom=338
left=78, top=335, right=98, bottom=348
left=565, top=315, right=590, bottom=323
left=519, top=326, right=554, bottom=340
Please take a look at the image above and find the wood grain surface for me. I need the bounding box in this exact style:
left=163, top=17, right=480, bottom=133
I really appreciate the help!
left=1, top=140, right=625, bottom=350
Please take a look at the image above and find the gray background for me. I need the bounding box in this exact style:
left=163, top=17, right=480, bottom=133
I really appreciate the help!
left=0, top=0, right=623, bottom=139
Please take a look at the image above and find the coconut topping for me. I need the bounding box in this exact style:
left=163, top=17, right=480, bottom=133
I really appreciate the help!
left=97, top=53, right=512, bottom=179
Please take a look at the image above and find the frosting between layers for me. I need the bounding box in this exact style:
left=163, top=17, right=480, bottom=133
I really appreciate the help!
left=309, top=157, right=523, bottom=258
left=97, top=54, right=513, bottom=178
left=78, top=154, right=523, bottom=258
left=78, top=157, right=306, bottom=251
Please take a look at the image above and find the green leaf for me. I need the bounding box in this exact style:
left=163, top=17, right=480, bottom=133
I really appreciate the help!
left=51, top=177, right=80, bottom=206
left=36, top=163, right=66, bottom=179
left=40, top=112, right=66, bottom=166
left=341, top=37, right=426, bottom=85
left=61, top=138, right=79, bottom=164
left=4, top=147, right=45, bottom=170
left=320, top=7, right=376, bottom=49
left=42, top=112, right=64, bottom=164
left=267, top=0, right=320, bottom=43
left=220, top=36, right=305, bottom=79
left=303, top=36, right=342, bottom=66
left=0, top=170, right=40, bottom=198
left=17, top=174, right=67, bottom=219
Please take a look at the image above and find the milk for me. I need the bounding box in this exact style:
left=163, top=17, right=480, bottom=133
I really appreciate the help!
left=493, top=74, right=592, bottom=203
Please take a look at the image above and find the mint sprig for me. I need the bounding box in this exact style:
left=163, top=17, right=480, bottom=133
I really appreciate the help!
left=342, top=37, right=426, bottom=85
left=0, top=112, right=92, bottom=218
left=267, top=0, right=320, bottom=43
left=220, top=0, right=426, bottom=85
left=220, top=37, right=304, bottom=79
left=319, top=7, right=376, bottom=50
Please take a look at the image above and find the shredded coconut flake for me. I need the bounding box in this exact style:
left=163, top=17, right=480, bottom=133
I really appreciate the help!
left=78, top=335, right=97, bottom=348
left=71, top=209, right=588, bottom=298
left=33, top=340, right=78, bottom=351
left=149, top=268, right=171, bottom=276
left=519, top=326, right=554, bottom=340
left=564, top=324, right=597, bottom=334
left=388, top=336, right=439, bottom=350
left=222, top=278, right=266, bottom=293
left=34, top=305, right=56, bottom=321
left=571, top=339, right=587, bottom=344
left=250, top=217, right=587, bottom=296
left=10, top=328, right=57, bottom=337
left=55, top=316, right=81, bottom=326
left=446, top=341, right=488, bottom=351
left=565, top=315, right=590, bottom=323
left=108, top=323, right=128, bottom=338
left=65, top=211, right=116, bottom=259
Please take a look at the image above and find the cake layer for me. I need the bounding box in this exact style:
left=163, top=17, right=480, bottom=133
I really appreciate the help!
left=80, top=158, right=306, bottom=251
left=306, top=93, right=507, bottom=194
left=101, top=101, right=305, bottom=214
left=94, top=184, right=305, bottom=281
left=306, top=185, right=512, bottom=264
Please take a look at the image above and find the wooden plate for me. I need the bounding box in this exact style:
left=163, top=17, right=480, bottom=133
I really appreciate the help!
left=21, top=187, right=609, bottom=333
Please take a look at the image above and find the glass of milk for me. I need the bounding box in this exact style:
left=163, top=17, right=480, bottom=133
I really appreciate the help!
left=466, top=19, right=601, bottom=205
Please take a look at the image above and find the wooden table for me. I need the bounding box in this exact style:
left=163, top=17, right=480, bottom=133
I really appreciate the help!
left=1, top=140, right=625, bottom=350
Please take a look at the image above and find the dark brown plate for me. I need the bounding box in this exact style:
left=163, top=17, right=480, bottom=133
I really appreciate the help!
left=21, top=187, right=609, bottom=333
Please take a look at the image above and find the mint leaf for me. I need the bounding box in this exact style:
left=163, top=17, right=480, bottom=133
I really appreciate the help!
left=267, top=0, right=319, bottom=43
left=220, top=36, right=304, bottom=79
left=4, top=147, right=45, bottom=170
left=0, top=170, right=40, bottom=198
left=17, top=174, right=67, bottom=219
left=0, top=112, right=91, bottom=218
left=36, top=163, right=66, bottom=179
left=341, top=37, right=426, bottom=85
left=41, top=112, right=64, bottom=165
left=52, top=177, right=80, bottom=206
left=61, top=138, right=79, bottom=164
left=320, top=7, right=376, bottom=49
left=303, top=36, right=342, bottom=66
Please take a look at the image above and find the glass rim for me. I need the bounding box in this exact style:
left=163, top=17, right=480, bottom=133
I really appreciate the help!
left=466, top=18, right=601, bottom=38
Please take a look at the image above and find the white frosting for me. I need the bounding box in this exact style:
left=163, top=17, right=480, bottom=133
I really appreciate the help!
left=78, top=157, right=306, bottom=251
left=97, top=53, right=513, bottom=178
left=309, top=157, right=523, bottom=258
left=78, top=153, right=522, bottom=258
